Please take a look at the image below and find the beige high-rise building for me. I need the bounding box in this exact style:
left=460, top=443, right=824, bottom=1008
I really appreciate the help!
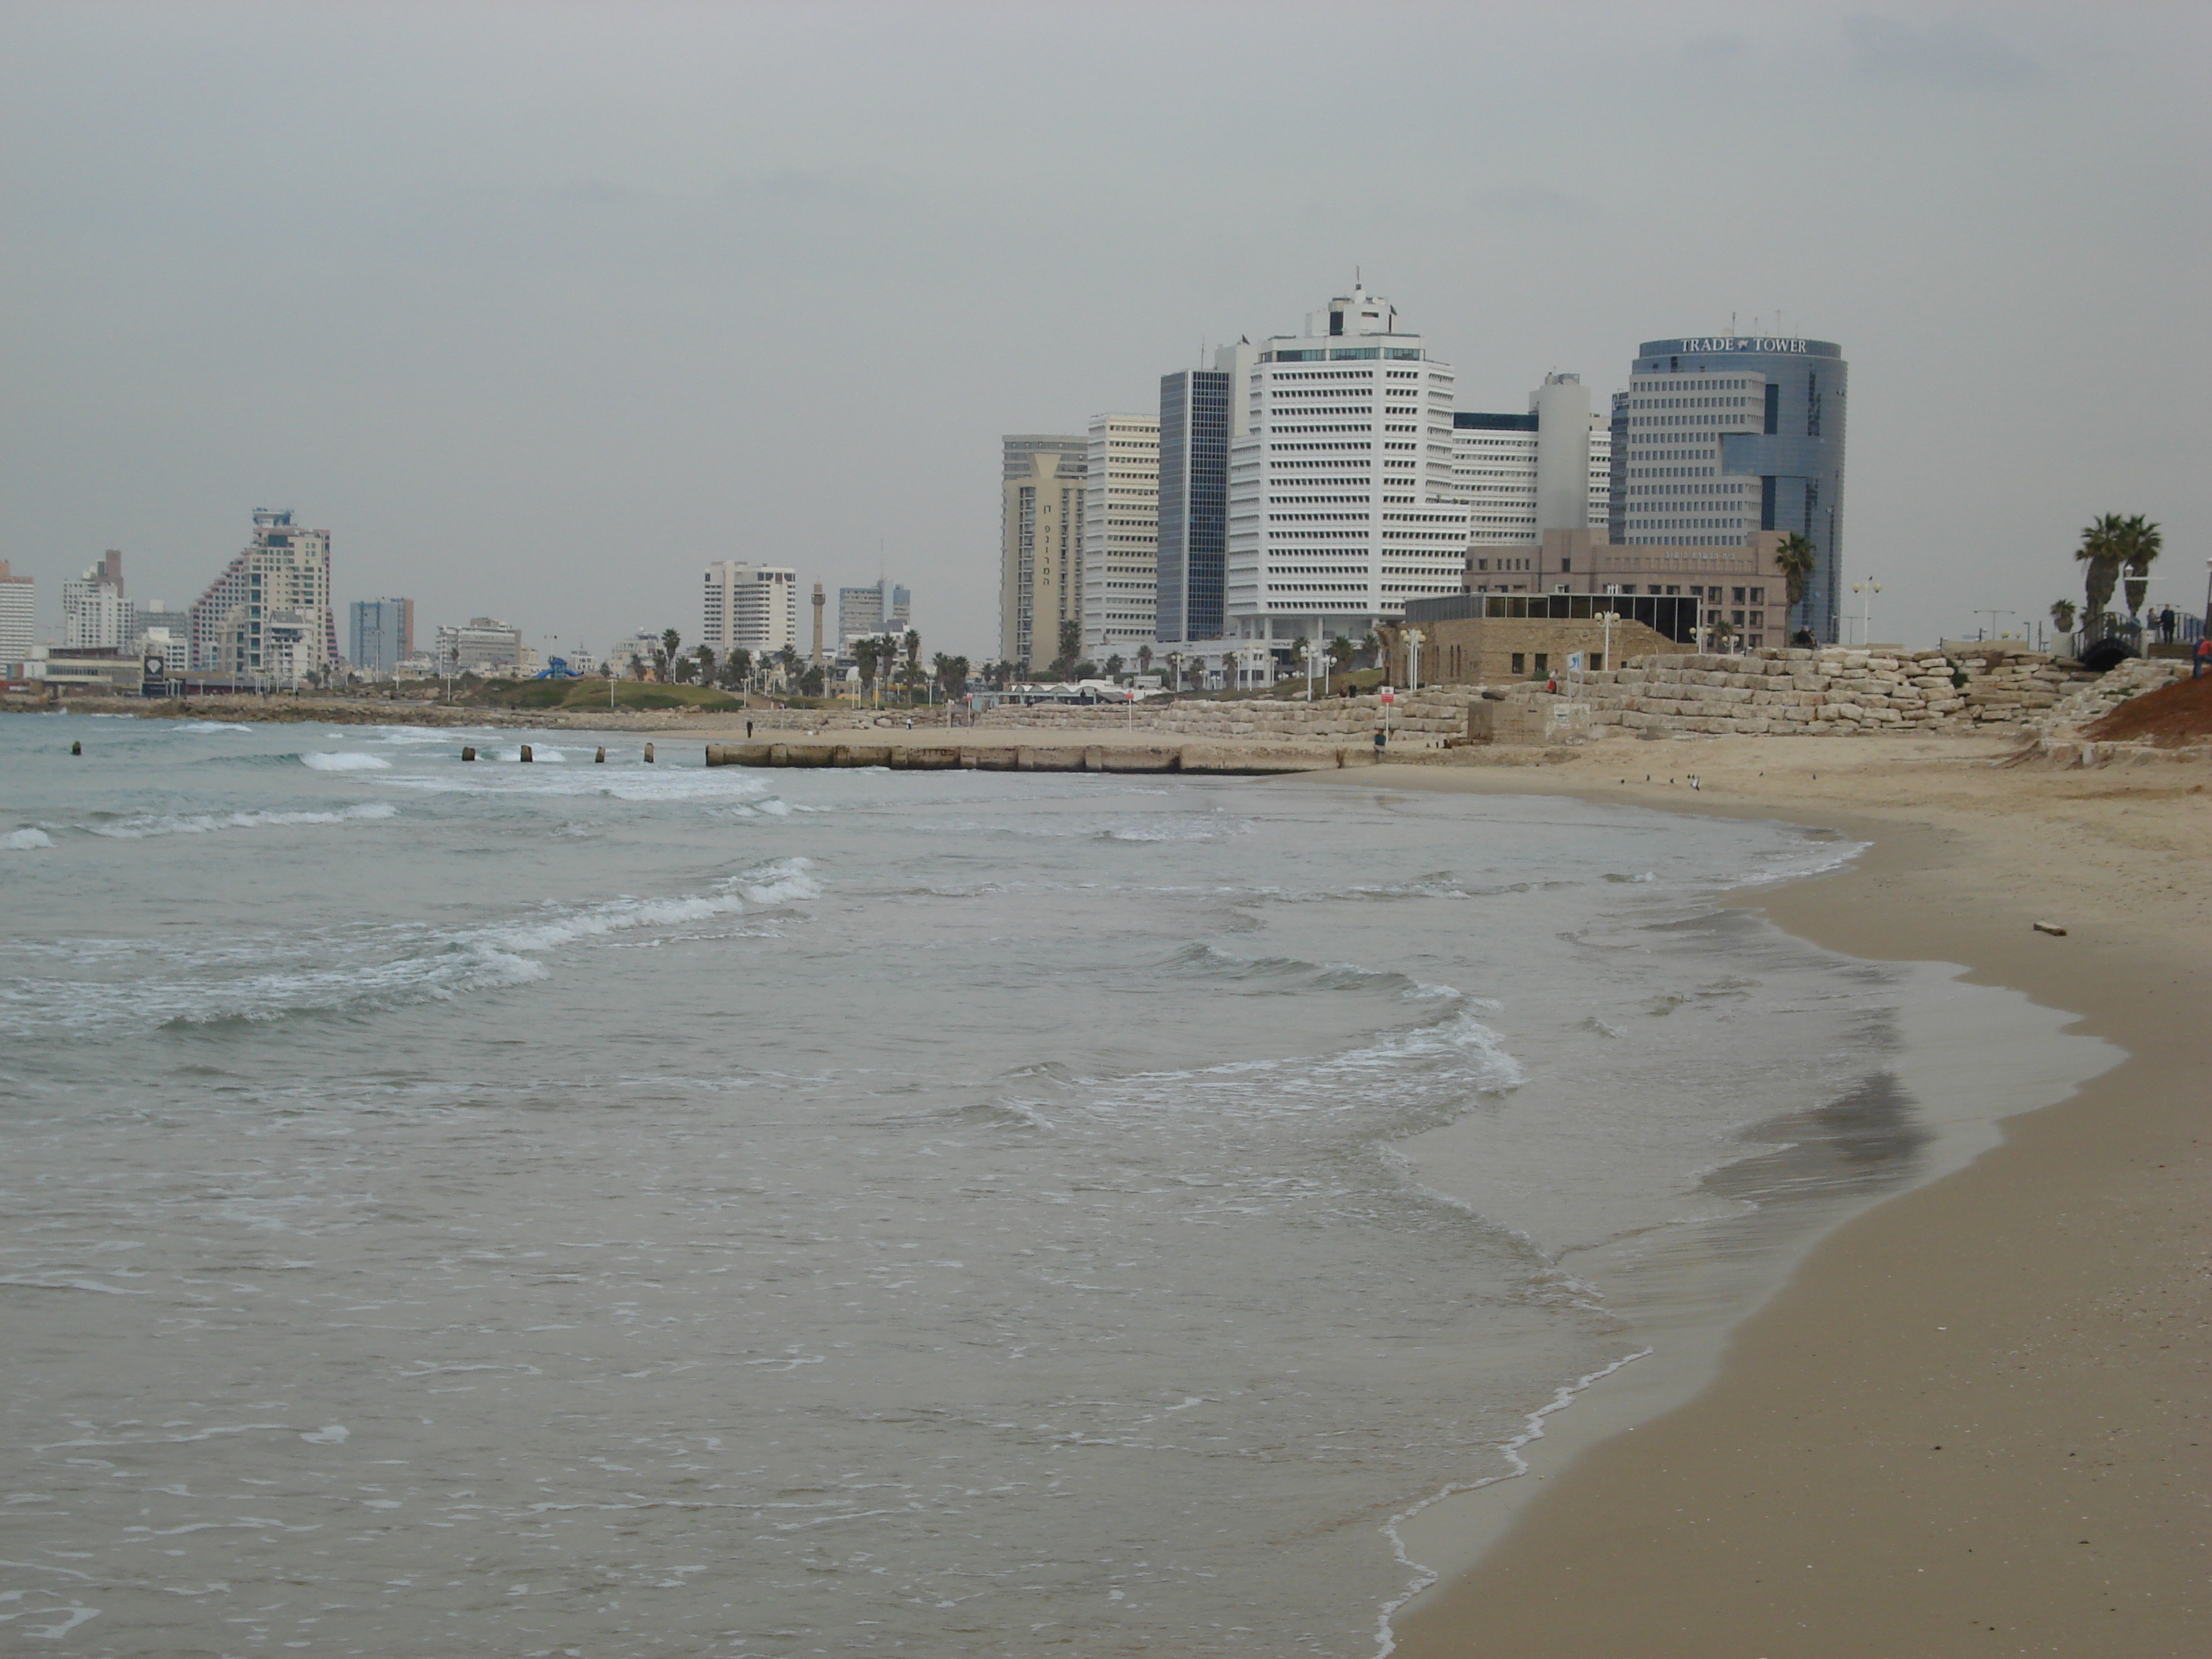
left=1079, top=413, right=1158, bottom=659
left=999, top=436, right=1085, bottom=672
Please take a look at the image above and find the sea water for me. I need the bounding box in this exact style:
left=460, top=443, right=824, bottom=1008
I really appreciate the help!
left=1, top=716, right=1956, bottom=1655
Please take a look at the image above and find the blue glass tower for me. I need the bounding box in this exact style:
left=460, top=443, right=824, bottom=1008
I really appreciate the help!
left=1156, top=369, right=1228, bottom=642
left=1624, top=336, right=1847, bottom=641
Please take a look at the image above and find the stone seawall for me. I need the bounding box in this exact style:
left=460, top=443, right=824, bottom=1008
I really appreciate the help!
left=968, top=647, right=2111, bottom=745
left=1582, top=646, right=2097, bottom=737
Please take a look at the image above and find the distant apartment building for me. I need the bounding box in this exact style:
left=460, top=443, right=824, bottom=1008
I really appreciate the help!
left=132, top=600, right=188, bottom=642
left=1226, top=284, right=1467, bottom=650
left=1000, top=436, right=1086, bottom=670
left=63, top=550, right=132, bottom=649
left=837, top=578, right=911, bottom=647
left=1618, top=335, right=1848, bottom=639
left=0, top=561, right=34, bottom=665
left=702, top=562, right=799, bottom=657
left=434, top=616, right=526, bottom=674
left=1080, top=413, right=1159, bottom=657
left=1450, top=374, right=1613, bottom=549
left=190, top=511, right=337, bottom=680
left=349, top=598, right=415, bottom=674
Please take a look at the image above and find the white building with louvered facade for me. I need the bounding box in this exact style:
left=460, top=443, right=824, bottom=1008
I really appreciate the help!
left=1225, top=285, right=1468, bottom=654
left=1079, top=412, right=1159, bottom=658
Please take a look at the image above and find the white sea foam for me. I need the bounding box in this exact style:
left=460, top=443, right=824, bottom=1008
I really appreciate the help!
left=734, top=856, right=821, bottom=906
left=176, top=721, right=253, bottom=734
left=87, top=804, right=399, bottom=840
left=377, top=767, right=765, bottom=803
left=3, top=828, right=55, bottom=851
left=300, top=751, right=390, bottom=772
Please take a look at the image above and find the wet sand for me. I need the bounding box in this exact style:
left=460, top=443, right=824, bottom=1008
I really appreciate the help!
left=1293, top=737, right=2211, bottom=1656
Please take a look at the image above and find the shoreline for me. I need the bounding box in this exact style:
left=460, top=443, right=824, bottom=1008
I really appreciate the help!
left=1279, top=742, right=2209, bottom=1655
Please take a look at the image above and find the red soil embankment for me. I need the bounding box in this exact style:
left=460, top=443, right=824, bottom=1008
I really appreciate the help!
left=2084, top=670, right=2212, bottom=745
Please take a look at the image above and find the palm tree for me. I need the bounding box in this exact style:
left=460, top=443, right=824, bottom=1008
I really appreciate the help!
left=659, top=628, right=681, bottom=680
left=1136, top=644, right=1153, bottom=680
left=2076, top=513, right=2127, bottom=637
left=2116, top=513, right=2163, bottom=628
left=2049, top=599, right=2077, bottom=638
left=1771, top=534, right=1819, bottom=634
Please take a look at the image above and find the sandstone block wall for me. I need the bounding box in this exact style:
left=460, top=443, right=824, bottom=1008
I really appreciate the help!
left=1581, top=646, right=2094, bottom=738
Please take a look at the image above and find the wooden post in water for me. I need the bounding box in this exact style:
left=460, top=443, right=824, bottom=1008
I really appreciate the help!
left=70, top=740, right=81, bottom=755
left=520, top=745, right=534, bottom=763
left=462, top=746, right=477, bottom=762
left=594, top=746, right=606, bottom=763
left=643, top=742, right=655, bottom=764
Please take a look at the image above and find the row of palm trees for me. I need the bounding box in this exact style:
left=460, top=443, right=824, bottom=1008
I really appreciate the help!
left=2051, top=513, right=2164, bottom=643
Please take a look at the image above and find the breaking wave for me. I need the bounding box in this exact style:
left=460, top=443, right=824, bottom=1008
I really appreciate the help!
left=300, top=751, right=390, bottom=772
left=87, top=804, right=399, bottom=839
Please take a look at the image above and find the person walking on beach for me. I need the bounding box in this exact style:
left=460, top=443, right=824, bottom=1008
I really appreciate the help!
left=2194, top=635, right=2210, bottom=679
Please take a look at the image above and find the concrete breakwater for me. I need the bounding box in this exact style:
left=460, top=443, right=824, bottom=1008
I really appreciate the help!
left=703, top=739, right=1359, bottom=773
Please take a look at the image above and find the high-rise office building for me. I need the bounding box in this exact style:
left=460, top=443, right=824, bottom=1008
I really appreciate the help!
left=837, top=578, right=911, bottom=647
left=1225, top=285, right=1467, bottom=649
left=1080, top=413, right=1159, bottom=657
left=1617, top=335, right=1848, bottom=639
left=702, top=562, right=799, bottom=657
left=999, top=436, right=1085, bottom=670
left=0, top=561, right=35, bottom=665
left=1452, top=374, right=1613, bottom=545
left=349, top=598, right=415, bottom=674
left=190, top=511, right=337, bottom=678
left=1156, top=358, right=1238, bottom=644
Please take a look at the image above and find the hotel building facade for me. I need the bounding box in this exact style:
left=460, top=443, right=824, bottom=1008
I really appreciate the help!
left=702, top=562, right=799, bottom=657
left=190, top=511, right=338, bottom=680
left=999, top=436, right=1086, bottom=670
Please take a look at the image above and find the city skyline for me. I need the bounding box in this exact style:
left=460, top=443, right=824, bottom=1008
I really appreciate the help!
left=1, top=5, right=2203, bottom=662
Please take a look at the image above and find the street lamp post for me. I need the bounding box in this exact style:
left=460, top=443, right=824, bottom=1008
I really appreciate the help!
left=1851, top=577, right=1883, bottom=647
left=1404, top=628, right=1424, bottom=695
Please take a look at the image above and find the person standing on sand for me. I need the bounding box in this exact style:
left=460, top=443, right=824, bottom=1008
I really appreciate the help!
left=2194, top=635, right=2209, bottom=678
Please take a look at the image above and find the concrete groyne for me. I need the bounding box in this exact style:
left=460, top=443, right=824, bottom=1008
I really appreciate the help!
left=703, top=740, right=1359, bottom=774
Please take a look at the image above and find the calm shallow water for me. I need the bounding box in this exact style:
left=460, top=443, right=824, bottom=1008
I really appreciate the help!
left=2, top=715, right=1899, bottom=1655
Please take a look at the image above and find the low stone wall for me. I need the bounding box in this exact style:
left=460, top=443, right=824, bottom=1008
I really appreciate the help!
left=974, top=689, right=1482, bottom=746
left=971, top=647, right=2102, bottom=745
left=1581, top=646, right=2096, bottom=737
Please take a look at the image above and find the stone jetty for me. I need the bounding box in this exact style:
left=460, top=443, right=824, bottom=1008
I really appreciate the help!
left=703, top=740, right=1354, bottom=774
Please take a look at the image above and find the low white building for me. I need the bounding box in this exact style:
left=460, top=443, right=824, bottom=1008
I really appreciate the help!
left=433, top=616, right=526, bottom=675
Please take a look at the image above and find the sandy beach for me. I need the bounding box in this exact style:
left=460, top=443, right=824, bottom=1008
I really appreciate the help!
left=1285, top=735, right=2212, bottom=1656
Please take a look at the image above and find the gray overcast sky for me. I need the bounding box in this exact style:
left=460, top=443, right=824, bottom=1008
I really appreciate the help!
left=4, top=1, right=2206, bottom=660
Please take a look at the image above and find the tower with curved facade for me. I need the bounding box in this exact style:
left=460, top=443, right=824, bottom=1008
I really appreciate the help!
left=1617, top=336, right=1847, bottom=641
